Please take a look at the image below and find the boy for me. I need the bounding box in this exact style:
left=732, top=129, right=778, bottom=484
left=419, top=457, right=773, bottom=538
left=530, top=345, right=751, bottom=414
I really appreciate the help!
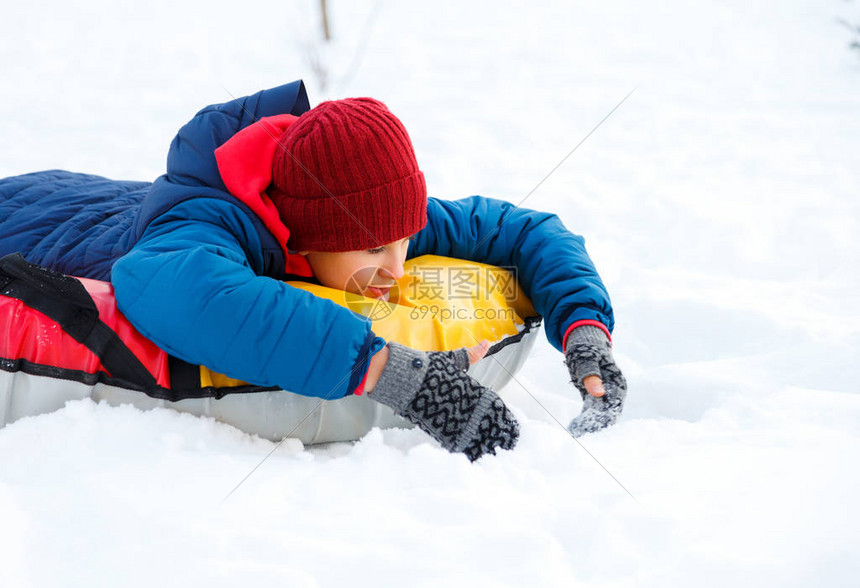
left=0, top=82, right=626, bottom=460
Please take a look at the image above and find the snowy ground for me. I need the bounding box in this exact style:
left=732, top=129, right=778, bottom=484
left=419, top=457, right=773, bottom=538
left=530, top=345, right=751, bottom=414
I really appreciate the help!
left=2, top=1, right=859, bottom=586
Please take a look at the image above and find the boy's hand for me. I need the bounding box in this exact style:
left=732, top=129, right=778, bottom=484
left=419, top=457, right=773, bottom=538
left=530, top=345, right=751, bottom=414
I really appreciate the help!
left=466, top=339, right=491, bottom=365
left=564, top=325, right=627, bottom=437
left=364, top=339, right=490, bottom=393
left=367, top=342, right=519, bottom=461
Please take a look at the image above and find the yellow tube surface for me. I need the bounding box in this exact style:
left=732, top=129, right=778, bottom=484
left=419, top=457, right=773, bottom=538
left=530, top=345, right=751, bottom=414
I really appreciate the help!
left=201, top=255, right=536, bottom=388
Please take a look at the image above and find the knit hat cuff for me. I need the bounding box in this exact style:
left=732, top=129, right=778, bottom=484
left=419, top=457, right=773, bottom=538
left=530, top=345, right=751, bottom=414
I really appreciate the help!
left=277, top=171, right=428, bottom=252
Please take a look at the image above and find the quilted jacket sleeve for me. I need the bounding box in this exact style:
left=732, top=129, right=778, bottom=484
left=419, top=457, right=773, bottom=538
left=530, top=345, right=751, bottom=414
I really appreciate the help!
left=112, top=197, right=383, bottom=399
left=410, top=196, right=614, bottom=352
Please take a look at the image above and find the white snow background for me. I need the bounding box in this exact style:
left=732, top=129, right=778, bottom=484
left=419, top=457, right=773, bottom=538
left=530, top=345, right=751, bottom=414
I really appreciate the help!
left=1, top=0, right=859, bottom=586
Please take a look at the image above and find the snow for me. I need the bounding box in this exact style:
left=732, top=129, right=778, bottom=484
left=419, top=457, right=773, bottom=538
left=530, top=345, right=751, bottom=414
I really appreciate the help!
left=2, top=0, right=859, bottom=585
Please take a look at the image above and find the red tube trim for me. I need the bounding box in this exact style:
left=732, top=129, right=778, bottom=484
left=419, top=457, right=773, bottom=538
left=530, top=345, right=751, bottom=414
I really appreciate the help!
left=78, top=278, right=171, bottom=388
left=0, top=296, right=105, bottom=374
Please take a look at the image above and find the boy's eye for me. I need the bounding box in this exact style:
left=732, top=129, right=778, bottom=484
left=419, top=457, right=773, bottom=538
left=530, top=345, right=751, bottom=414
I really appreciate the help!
left=369, top=235, right=414, bottom=254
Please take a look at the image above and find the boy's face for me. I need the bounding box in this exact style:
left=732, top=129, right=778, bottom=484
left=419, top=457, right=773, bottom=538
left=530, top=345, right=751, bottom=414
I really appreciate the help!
left=300, top=236, right=412, bottom=302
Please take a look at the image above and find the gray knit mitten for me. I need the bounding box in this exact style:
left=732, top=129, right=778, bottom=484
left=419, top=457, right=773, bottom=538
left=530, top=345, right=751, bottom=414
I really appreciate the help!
left=367, top=342, right=519, bottom=461
left=564, top=325, right=627, bottom=437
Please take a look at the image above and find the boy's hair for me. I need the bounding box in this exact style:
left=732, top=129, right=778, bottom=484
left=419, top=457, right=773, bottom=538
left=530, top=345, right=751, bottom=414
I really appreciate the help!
left=269, top=97, right=427, bottom=252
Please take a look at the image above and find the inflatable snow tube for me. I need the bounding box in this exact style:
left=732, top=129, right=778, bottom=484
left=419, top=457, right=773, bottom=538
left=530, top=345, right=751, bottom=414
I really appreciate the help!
left=0, top=253, right=541, bottom=444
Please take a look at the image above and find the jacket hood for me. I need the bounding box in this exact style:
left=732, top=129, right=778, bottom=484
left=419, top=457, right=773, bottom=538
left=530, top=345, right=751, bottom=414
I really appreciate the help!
left=215, top=114, right=312, bottom=277
left=137, top=81, right=314, bottom=278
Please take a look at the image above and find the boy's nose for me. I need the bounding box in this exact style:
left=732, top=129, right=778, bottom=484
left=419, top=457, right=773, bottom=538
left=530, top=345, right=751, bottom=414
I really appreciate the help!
left=380, top=259, right=405, bottom=281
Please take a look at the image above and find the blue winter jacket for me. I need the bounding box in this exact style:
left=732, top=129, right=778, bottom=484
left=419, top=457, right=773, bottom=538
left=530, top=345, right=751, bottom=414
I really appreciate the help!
left=0, top=81, right=614, bottom=399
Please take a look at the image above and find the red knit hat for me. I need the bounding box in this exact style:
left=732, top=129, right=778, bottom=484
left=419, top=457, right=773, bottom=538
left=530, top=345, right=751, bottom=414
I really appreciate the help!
left=268, top=98, right=428, bottom=252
